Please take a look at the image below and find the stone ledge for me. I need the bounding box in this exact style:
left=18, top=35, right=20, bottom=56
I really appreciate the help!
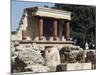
left=12, top=40, right=73, bottom=44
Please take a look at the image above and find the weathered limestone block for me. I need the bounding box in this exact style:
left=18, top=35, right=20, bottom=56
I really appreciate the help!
left=12, top=42, right=45, bottom=65
left=44, top=46, right=60, bottom=71
left=11, top=41, right=50, bottom=73
left=67, top=63, right=92, bottom=70
left=56, top=63, right=92, bottom=71
left=25, top=64, right=50, bottom=73
left=18, top=48, right=44, bottom=65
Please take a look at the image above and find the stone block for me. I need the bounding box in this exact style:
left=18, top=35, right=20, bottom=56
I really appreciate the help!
left=67, top=63, right=92, bottom=71
left=56, top=63, right=92, bottom=71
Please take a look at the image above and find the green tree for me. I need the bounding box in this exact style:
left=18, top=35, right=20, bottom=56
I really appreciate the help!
left=55, top=4, right=96, bottom=48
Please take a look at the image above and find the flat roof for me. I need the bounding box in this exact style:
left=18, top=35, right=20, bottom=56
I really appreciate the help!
left=25, top=7, right=71, bottom=20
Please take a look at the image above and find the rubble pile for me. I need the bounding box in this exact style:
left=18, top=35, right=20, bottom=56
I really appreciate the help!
left=11, top=41, right=50, bottom=73
left=11, top=41, right=96, bottom=73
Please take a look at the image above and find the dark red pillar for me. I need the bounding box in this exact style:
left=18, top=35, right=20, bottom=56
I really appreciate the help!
left=65, top=21, right=70, bottom=40
left=53, top=19, right=58, bottom=40
left=39, top=17, right=43, bottom=40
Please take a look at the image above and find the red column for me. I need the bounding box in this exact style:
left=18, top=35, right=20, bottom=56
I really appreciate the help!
left=22, top=30, right=27, bottom=40
left=70, top=25, right=72, bottom=38
left=53, top=19, right=58, bottom=40
left=65, top=21, right=70, bottom=40
left=39, top=17, right=43, bottom=40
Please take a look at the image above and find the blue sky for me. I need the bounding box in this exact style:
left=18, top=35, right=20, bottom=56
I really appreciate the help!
left=11, top=1, right=55, bottom=31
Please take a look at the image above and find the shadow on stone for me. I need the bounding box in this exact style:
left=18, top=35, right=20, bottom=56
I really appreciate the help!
left=56, top=64, right=66, bottom=72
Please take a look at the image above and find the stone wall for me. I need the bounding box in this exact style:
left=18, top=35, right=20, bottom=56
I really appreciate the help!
left=26, top=16, right=39, bottom=40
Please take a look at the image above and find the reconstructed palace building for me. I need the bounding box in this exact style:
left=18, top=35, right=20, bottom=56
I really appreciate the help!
left=12, top=7, right=73, bottom=47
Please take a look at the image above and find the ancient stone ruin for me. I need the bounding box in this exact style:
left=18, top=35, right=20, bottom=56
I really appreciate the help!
left=11, top=7, right=96, bottom=73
